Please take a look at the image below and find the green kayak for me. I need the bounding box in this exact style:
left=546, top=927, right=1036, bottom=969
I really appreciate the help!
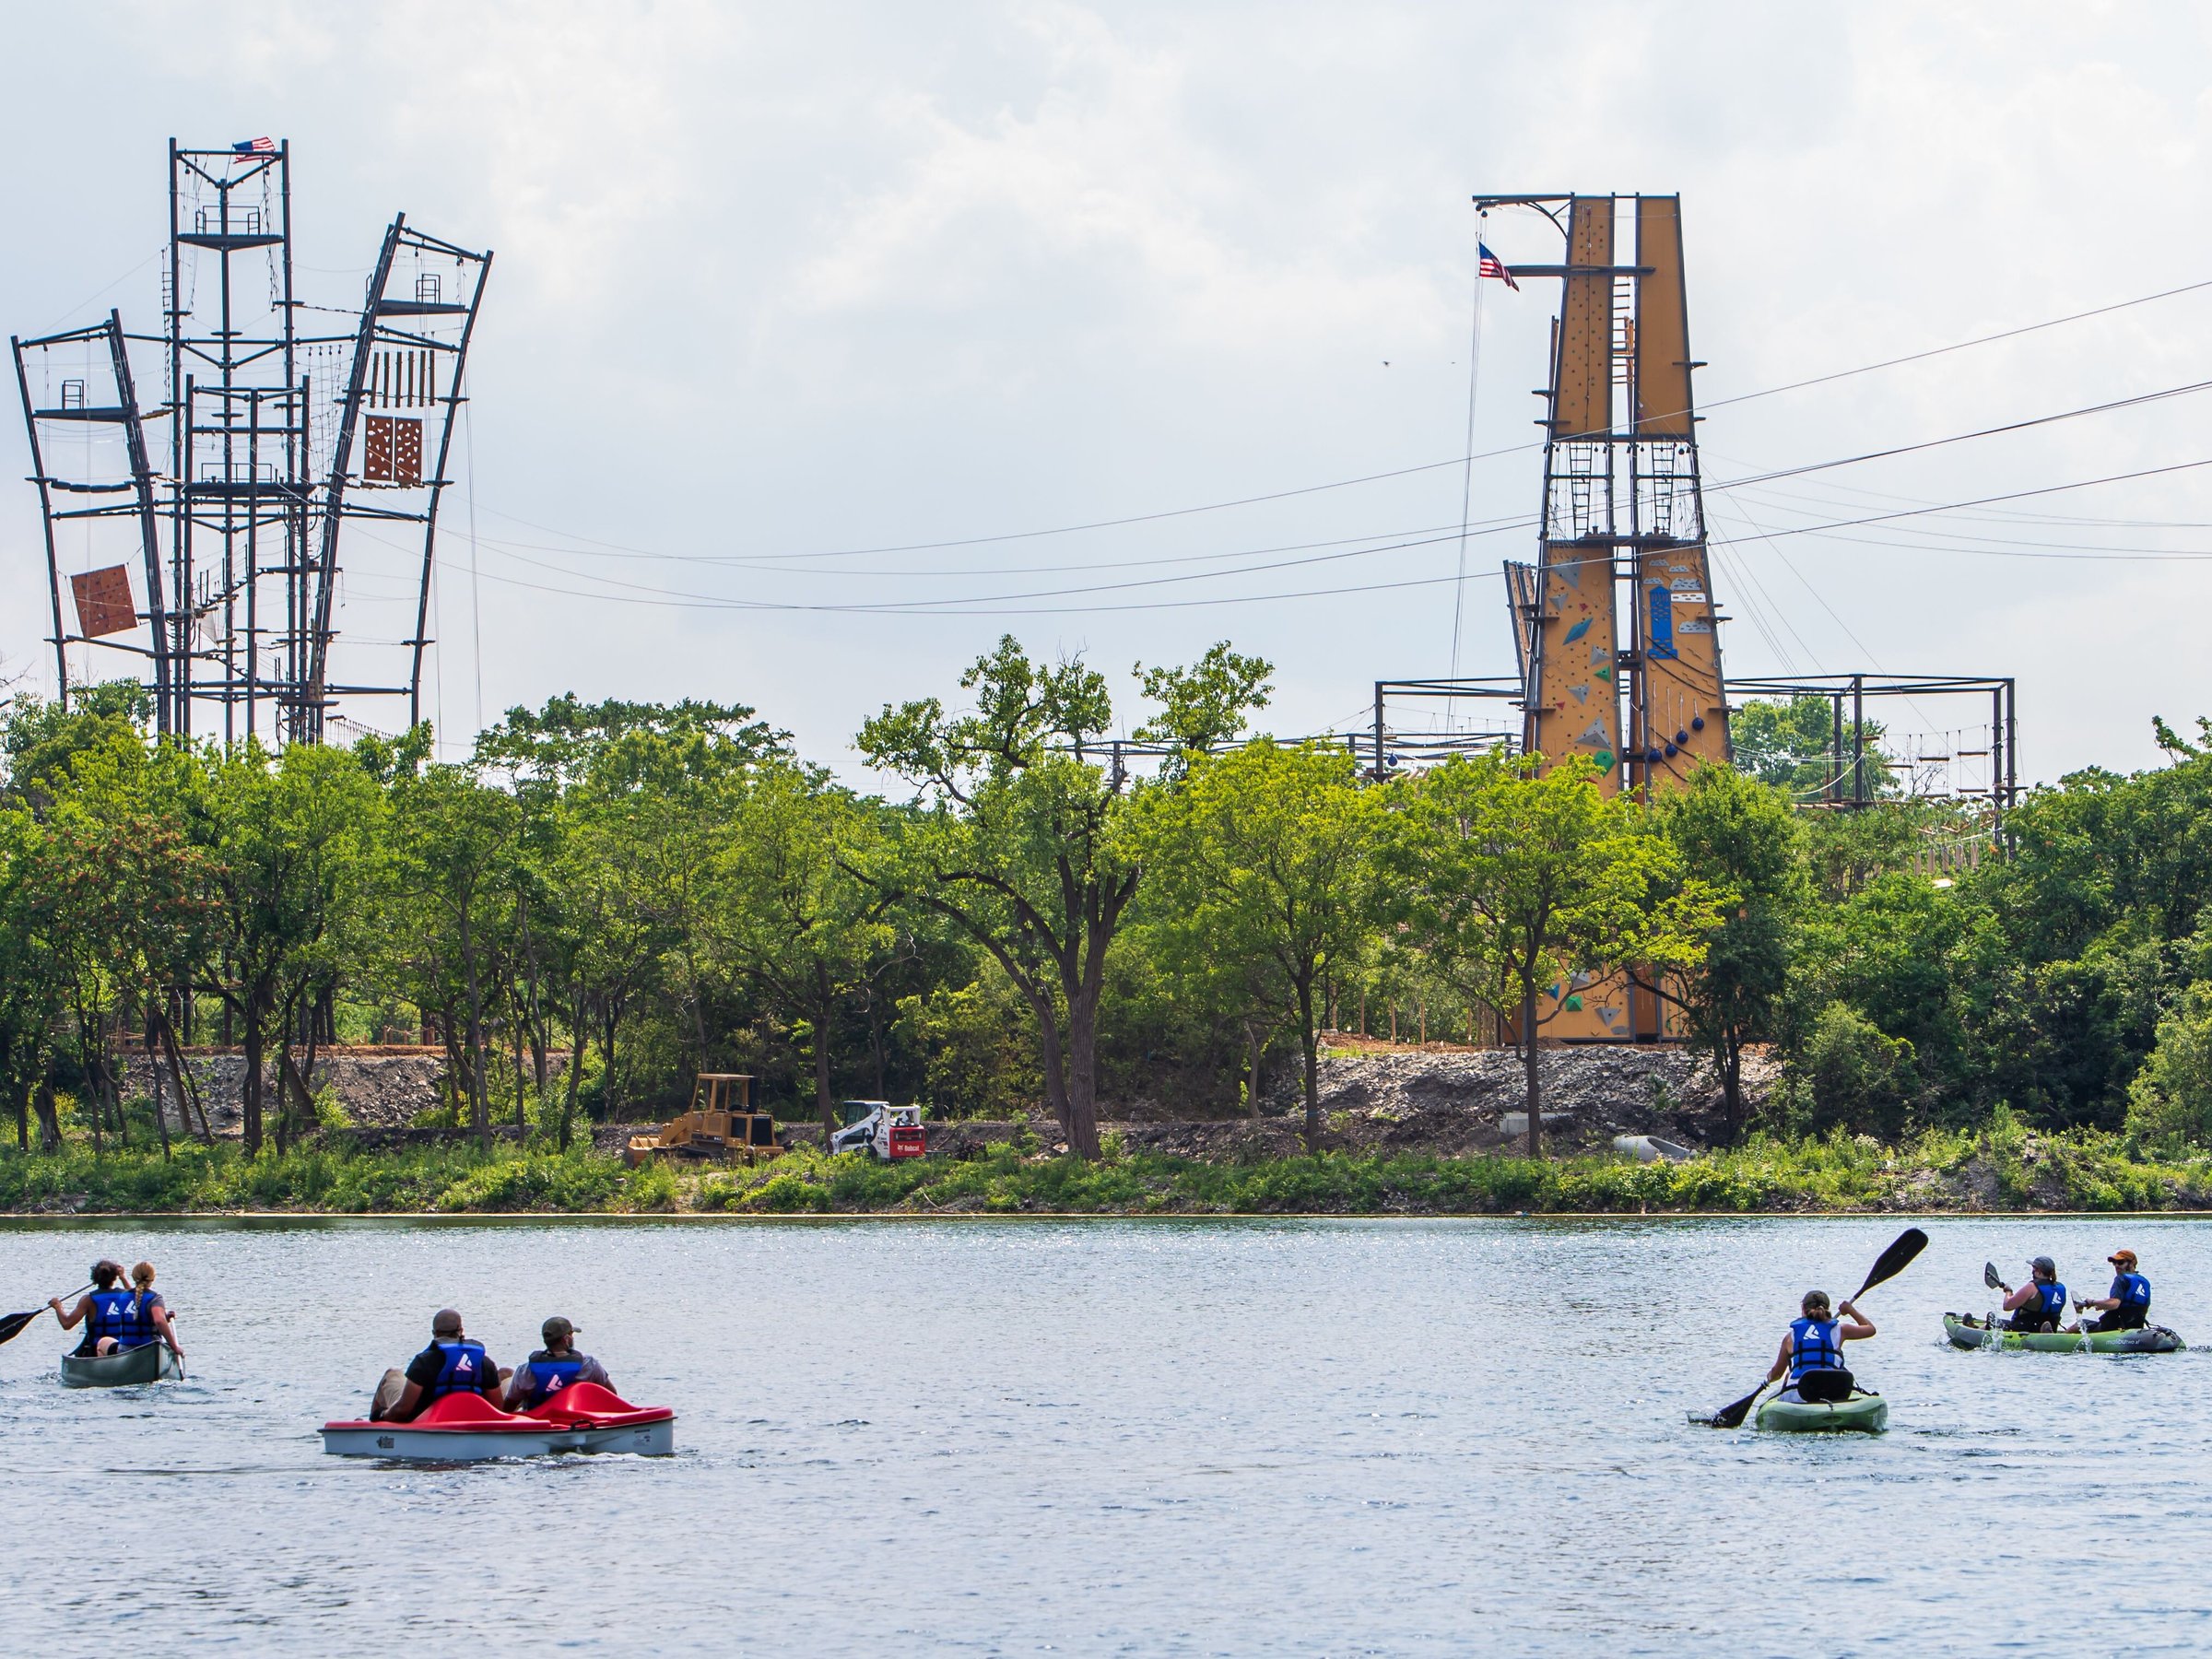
left=1755, top=1390, right=1887, bottom=1433
left=1943, top=1313, right=2183, bottom=1354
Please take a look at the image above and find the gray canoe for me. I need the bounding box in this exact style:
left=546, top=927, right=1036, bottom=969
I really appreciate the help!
left=60, top=1344, right=183, bottom=1388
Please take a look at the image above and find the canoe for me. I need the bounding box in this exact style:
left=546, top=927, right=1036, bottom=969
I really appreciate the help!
left=1943, top=1313, right=2183, bottom=1354
left=1756, top=1390, right=1888, bottom=1433
left=60, top=1344, right=183, bottom=1388
left=321, top=1380, right=676, bottom=1461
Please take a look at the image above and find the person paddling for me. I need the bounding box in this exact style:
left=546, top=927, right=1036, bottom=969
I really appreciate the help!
left=1765, top=1289, right=1876, bottom=1403
left=373, top=1309, right=507, bottom=1423
left=121, top=1261, right=183, bottom=1365
left=49, top=1261, right=147, bottom=1356
left=505, top=1316, right=613, bottom=1411
left=2072, top=1249, right=2151, bottom=1334
left=1995, top=1256, right=2068, bottom=1333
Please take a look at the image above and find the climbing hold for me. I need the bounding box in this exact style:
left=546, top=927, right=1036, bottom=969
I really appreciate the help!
left=1562, top=618, right=1592, bottom=644
left=1665, top=742, right=1678, bottom=758
left=1675, top=729, right=1689, bottom=746
left=1691, top=715, right=1705, bottom=731
left=1564, top=994, right=1583, bottom=1012
left=1591, top=749, right=1616, bottom=775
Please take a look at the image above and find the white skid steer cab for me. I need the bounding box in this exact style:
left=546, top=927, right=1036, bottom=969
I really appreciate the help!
left=830, top=1100, right=926, bottom=1160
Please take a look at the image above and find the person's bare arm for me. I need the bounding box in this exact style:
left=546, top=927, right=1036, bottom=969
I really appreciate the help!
left=2079, top=1294, right=2119, bottom=1312
left=1766, top=1334, right=1793, bottom=1384
left=1838, top=1299, right=1876, bottom=1340
left=150, top=1303, right=183, bottom=1359
left=2002, top=1285, right=2036, bottom=1312
left=48, top=1294, right=89, bottom=1331
left=393, top=1379, right=425, bottom=1421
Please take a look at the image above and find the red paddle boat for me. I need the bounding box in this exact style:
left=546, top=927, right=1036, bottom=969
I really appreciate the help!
left=321, top=1381, right=675, bottom=1461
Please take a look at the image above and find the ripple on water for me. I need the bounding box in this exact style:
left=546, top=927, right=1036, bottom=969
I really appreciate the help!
left=4, top=1215, right=2212, bottom=1652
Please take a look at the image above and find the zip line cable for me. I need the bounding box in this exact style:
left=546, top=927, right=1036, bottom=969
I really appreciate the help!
left=384, top=449, right=2212, bottom=620
left=467, top=272, right=2212, bottom=566
left=463, top=366, right=2212, bottom=592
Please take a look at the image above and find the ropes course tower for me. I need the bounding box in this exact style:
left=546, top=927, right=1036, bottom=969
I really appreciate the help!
left=11, top=138, right=490, bottom=744
left=1481, top=193, right=1729, bottom=1041
left=1488, top=193, right=1730, bottom=799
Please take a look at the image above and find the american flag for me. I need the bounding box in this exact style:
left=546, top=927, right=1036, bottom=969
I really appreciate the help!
left=231, top=136, right=276, bottom=156
left=1477, top=241, right=1519, bottom=291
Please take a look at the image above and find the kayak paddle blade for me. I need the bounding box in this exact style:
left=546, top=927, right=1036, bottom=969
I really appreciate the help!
left=0, top=1308, right=43, bottom=1347
left=1698, top=1383, right=1766, bottom=1430
left=1983, top=1261, right=2004, bottom=1291
left=1853, top=1228, right=1929, bottom=1300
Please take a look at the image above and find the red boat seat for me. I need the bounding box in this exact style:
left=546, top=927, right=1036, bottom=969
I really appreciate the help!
left=415, top=1390, right=523, bottom=1425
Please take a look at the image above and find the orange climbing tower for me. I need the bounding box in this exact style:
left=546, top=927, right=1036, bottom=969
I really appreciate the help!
left=1491, top=194, right=1730, bottom=1041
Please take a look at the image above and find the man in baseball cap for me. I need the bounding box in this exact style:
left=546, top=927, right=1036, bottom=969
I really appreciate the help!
left=2073, top=1249, right=2151, bottom=1334
left=1994, top=1256, right=2067, bottom=1333
left=506, top=1314, right=615, bottom=1411
left=373, top=1308, right=508, bottom=1422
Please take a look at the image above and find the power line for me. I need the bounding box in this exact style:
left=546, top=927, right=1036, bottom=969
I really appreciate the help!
left=469, top=271, right=2212, bottom=566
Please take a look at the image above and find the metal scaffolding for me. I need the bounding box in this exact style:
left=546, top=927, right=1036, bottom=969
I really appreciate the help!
left=11, top=138, right=490, bottom=743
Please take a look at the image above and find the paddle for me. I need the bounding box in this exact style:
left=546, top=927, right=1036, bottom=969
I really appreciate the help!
left=0, top=1283, right=91, bottom=1348
left=1984, top=1261, right=2005, bottom=1292
left=1694, top=1228, right=1928, bottom=1429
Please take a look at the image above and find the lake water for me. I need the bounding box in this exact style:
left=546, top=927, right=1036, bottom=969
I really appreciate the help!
left=2, top=1214, right=2208, bottom=1654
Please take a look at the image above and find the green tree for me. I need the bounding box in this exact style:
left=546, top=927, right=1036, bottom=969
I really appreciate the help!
left=717, top=762, right=898, bottom=1143
left=859, top=638, right=1141, bottom=1159
left=1135, top=739, right=1378, bottom=1147
left=1132, top=642, right=1274, bottom=779
left=1650, top=766, right=1804, bottom=1142
left=185, top=742, right=385, bottom=1156
left=1730, top=694, right=1889, bottom=803
left=389, top=765, right=522, bottom=1149
left=1384, top=753, right=1722, bottom=1157
left=2124, top=980, right=2212, bottom=1149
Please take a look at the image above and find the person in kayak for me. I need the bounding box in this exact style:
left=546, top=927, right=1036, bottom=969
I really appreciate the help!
left=373, top=1309, right=508, bottom=1422
left=505, top=1316, right=613, bottom=1410
left=48, top=1259, right=164, bottom=1357
left=1996, top=1256, right=2069, bottom=1333
left=2072, top=1249, right=2151, bottom=1333
left=119, top=1260, right=183, bottom=1365
left=1766, top=1289, right=1876, bottom=1403
left=48, top=1265, right=126, bottom=1353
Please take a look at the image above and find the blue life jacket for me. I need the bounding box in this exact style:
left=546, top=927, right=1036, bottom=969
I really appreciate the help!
left=89, top=1288, right=158, bottom=1349
left=429, top=1339, right=490, bottom=1400
left=517, top=1354, right=585, bottom=1409
left=2114, top=1272, right=2150, bottom=1311
left=2035, top=1281, right=2068, bottom=1323
left=1788, top=1316, right=1844, bottom=1381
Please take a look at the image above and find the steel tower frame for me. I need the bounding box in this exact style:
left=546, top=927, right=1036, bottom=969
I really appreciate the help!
left=11, top=139, right=490, bottom=744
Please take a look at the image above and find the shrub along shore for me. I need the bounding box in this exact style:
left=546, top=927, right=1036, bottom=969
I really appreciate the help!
left=7, top=1119, right=2212, bottom=1217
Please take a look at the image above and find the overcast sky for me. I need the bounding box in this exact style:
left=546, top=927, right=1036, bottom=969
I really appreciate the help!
left=6, top=3, right=2211, bottom=788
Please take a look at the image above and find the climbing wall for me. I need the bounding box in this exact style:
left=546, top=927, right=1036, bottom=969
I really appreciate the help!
left=1509, top=194, right=1729, bottom=1043
left=1524, top=196, right=1622, bottom=784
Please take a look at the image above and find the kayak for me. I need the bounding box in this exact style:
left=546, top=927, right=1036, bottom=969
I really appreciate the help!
left=321, top=1380, right=675, bottom=1461
left=1944, top=1313, right=2184, bottom=1354
left=1755, top=1390, right=1888, bottom=1433
left=60, top=1344, right=183, bottom=1388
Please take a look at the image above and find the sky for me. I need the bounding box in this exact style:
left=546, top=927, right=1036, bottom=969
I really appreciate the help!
left=6, top=2, right=2212, bottom=789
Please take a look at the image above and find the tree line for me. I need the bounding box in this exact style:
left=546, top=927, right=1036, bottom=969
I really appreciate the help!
left=5, top=640, right=2211, bottom=1162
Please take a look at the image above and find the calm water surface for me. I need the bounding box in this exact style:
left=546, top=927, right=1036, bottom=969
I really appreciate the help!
left=2, top=1215, right=2208, bottom=1654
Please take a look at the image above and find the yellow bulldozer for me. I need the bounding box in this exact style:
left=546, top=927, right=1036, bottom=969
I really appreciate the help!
left=623, top=1073, right=788, bottom=1168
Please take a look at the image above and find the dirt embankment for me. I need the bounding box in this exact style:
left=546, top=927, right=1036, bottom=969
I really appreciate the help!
left=118, top=1049, right=450, bottom=1135
left=868, top=1044, right=1775, bottom=1160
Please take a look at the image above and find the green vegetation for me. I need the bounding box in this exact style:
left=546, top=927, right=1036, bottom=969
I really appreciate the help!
left=6, top=641, right=2212, bottom=1190
left=8, top=1131, right=2212, bottom=1217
